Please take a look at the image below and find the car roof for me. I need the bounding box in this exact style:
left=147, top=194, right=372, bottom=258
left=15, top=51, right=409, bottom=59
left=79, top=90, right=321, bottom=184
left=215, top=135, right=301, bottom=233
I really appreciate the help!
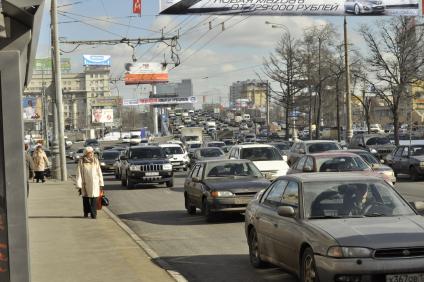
left=344, top=149, right=369, bottom=153
left=159, top=143, right=182, bottom=147
left=233, top=144, right=274, bottom=148
left=295, top=140, right=338, bottom=144
left=308, top=152, right=359, bottom=158
left=197, top=147, right=222, bottom=150
left=197, top=159, right=251, bottom=164
left=129, top=145, right=161, bottom=149
left=278, top=172, right=382, bottom=183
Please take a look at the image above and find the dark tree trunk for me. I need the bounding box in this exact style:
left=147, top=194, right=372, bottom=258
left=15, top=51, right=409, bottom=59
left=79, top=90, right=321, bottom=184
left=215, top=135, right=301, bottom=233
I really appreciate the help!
left=285, top=99, right=290, bottom=140
left=336, top=82, right=341, bottom=142
left=315, top=92, right=321, bottom=140
left=393, top=110, right=400, bottom=146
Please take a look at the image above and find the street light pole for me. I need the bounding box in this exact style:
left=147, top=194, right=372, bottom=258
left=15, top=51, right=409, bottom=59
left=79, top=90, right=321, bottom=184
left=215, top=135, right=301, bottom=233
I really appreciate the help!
left=266, top=81, right=270, bottom=140
left=344, top=16, right=353, bottom=142
left=51, top=0, right=67, bottom=180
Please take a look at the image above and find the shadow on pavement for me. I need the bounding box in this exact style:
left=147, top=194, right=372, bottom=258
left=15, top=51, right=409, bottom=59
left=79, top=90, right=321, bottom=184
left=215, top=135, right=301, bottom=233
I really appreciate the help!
left=159, top=254, right=297, bottom=282
left=169, top=187, right=184, bottom=193
left=119, top=210, right=245, bottom=226
left=29, top=216, right=85, bottom=219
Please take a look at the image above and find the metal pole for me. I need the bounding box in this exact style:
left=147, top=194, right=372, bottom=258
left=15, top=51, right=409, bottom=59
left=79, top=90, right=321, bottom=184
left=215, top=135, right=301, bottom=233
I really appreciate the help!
left=344, top=16, right=353, bottom=142
left=152, top=84, right=158, bottom=135
left=42, top=69, right=49, bottom=149
left=266, top=82, right=270, bottom=140
left=51, top=0, right=67, bottom=180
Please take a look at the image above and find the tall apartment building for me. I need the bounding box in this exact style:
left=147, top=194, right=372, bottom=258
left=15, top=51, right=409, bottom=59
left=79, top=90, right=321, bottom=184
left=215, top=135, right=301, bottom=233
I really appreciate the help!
left=229, top=80, right=268, bottom=110
left=24, top=64, right=111, bottom=131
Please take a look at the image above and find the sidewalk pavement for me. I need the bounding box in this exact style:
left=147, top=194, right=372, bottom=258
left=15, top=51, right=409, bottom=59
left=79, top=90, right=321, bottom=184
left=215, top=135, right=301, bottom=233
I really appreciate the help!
left=28, top=180, right=175, bottom=282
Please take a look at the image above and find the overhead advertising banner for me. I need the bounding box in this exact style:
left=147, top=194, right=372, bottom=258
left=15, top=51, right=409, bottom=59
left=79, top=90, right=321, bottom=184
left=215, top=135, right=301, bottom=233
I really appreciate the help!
left=92, top=108, right=114, bottom=123
left=123, top=96, right=197, bottom=106
left=92, top=96, right=121, bottom=107
left=124, top=62, right=169, bottom=85
left=22, top=97, right=42, bottom=121
left=159, top=0, right=419, bottom=16
left=83, top=55, right=111, bottom=66
left=133, top=0, right=142, bottom=14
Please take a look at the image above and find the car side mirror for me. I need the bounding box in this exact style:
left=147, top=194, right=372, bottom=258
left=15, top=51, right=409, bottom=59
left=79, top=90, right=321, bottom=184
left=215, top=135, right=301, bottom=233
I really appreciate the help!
left=411, top=201, right=424, bottom=214
left=303, top=166, right=313, bottom=173
left=192, top=177, right=200, bottom=183
left=277, top=206, right=296, bottom=218
left=120, top=155, right=127, bottom=160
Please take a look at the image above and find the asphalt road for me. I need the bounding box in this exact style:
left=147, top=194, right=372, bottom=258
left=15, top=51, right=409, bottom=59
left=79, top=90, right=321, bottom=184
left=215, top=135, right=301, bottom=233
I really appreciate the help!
left=67, top=160, right=424, bottom=282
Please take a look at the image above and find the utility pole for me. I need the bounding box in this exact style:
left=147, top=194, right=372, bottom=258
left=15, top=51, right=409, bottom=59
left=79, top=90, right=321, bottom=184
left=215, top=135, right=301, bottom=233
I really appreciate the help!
left=41, top=68, right=49, bottom=149
left=152, top=84, right=158, bottom=136
left=344, top=16, right=353, bottom=143
left=51, top=0, right=67, bottom=180
left=266, top=81, right=270, bottom=140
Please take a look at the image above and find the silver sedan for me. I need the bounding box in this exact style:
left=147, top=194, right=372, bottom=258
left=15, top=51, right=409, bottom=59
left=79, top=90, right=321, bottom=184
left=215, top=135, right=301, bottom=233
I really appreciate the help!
left=245, top=173, right=424, bottom=281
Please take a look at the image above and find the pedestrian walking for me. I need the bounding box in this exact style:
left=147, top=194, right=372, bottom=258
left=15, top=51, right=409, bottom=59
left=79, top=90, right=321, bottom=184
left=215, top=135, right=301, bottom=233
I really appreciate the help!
left=76, top=146, right=104, bottom=219
left=25, top=144, right=34, bottom=196
left=32, top=144, right=48, bottom=183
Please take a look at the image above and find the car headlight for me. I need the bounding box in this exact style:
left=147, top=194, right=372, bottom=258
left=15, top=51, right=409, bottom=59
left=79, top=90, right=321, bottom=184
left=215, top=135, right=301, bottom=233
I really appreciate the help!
left=163, top=163, right=173, bottom=171
left=327, top=246, right=373, bottom=258
left=380, top=170, right=394, bottom=178
left=100, top=162, right=106, bottom=166
left=420, top=161, right=424, bottom=167
left=370, top=148, right=378, bottom=154
left=129, top=165, right=140, bottom=171
left=211, top=191, right=235, bottom=198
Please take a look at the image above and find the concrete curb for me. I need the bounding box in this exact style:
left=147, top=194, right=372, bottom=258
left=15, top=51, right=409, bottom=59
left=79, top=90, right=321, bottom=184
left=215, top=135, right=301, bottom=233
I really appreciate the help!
left=102, top=207, right=188, bottom=282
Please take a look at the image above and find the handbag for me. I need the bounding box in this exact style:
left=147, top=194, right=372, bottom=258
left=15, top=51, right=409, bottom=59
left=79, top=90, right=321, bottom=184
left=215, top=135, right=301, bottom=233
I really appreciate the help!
left=101, top=194, right=110, bottom=206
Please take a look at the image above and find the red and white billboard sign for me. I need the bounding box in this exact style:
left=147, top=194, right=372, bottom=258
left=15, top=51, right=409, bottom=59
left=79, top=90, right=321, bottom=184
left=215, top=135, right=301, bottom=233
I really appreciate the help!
left=124, top=62, right=169, bottom=85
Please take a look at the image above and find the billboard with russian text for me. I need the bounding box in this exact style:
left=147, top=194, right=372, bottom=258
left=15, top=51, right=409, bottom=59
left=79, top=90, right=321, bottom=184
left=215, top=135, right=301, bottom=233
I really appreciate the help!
left=160, top=0, right=419, bottom=16
left=124, top=62, right=169, bottom=85
left=122, top=96, right=197, bottom=106
left=83, top=55, right=111, bottom=66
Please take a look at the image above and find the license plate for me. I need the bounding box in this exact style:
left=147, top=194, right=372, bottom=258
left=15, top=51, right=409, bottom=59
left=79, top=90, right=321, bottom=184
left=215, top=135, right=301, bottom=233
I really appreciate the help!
left=386, top=273, right=424, bottom=282
left=145, top=172, right=159, bottom=176
left=235, top=198, right=251, bottom=205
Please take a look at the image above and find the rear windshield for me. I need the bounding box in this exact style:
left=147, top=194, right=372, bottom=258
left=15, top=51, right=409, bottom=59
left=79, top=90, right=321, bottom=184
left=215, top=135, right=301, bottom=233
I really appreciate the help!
left=205, top=162, right=262, bottom=178
left=307, top=143, right=340, bottom=153
left=240, top=147, right=282, bottom=161
left=317, top=156, right=370, bottom=172
left=410, top=146, right=424, bottom=156
left=366, top=137, right=391, bottom=145
left=207, top=142, right=225, bottom=148
left=129, top=148, right=165, bottom=159
left=272, top=143, right=291, bottom=150
left=189, top=143, right=201, bottom=149
left=162, top=146, right=184, bottom=155
left=356, top=152, right=379, bottom=165
left=200, top=149, right=224, bottom=157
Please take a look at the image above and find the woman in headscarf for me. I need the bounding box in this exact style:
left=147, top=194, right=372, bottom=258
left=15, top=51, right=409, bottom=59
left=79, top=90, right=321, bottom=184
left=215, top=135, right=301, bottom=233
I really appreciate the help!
left=32, top=145, right=49, bottom=183
left=76, top=146, right=104, bottom=219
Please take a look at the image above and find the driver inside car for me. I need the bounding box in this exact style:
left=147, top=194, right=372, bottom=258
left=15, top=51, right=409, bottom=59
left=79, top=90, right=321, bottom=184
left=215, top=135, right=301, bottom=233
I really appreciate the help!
left=342, top=184, right=369, bottom=216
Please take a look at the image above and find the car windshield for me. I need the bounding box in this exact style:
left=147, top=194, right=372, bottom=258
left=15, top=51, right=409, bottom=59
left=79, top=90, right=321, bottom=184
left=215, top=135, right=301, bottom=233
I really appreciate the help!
left=240, top=147, right=283, bottom=161
left=307, top=142, right=340, bottom=153
left=205, top=162, right=262, bottom=178
left=163, top=146, right=183, bottom=155
left=129, top=148, right=165, bottom=159
left=199, top=148, right=224, bottom=157
left=207, top=142, right=225, bottom=148
left=101, top=151, right=120, bottom=160
left=366, top=137, right=391, bottom=145
left=304, top=181, right=415, bottom=219
left=356, top=152, right=379, bottom=165
left=317, top=156, right=370, bottom=172
left=410, top=145, right=424, bottom=156
left=185, top=136, right=199, bottom=141
left=189, top=143, right=201, bottom=149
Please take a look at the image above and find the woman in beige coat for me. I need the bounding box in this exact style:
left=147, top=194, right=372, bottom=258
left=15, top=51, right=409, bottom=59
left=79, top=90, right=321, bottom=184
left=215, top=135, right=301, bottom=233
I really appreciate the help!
left=32, top=145, right=49, bottom=183
left=76, top=146, right=104, bottom=219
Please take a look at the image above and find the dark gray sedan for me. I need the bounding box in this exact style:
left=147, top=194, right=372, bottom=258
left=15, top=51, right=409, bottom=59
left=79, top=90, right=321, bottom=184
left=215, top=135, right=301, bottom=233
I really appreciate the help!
left=245, top=173, right=424, bottom=281
left=391, top=144, right=424, bottom=181
left=184, top=160, right=269, bottom=221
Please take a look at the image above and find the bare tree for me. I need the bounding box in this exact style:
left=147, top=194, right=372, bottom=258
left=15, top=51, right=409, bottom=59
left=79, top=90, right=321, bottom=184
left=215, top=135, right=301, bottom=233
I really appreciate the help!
left=263, top=31, right=305, bottom=140
left=359, top=17, right=424, bottom=145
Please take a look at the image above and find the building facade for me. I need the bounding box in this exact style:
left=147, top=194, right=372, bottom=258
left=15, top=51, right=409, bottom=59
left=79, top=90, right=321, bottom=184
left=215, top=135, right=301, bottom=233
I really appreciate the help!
left=23, top=65, right=111, bottom=132
left=229, top=80, right=268, bottom=111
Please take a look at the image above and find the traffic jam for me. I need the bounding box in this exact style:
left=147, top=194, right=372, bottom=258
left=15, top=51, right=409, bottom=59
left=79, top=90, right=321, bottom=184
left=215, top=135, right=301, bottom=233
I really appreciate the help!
left=84, top=110, right=424, bottom=282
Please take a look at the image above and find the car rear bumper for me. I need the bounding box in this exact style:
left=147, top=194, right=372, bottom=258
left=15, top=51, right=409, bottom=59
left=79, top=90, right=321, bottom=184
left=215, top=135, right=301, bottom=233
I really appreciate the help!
left=315, top=255, right=424, bottom=282
left=100, top=165, right=115, bottom=172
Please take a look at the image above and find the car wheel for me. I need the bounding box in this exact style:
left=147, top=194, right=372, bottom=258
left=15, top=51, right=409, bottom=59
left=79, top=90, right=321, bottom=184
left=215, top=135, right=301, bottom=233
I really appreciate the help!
left=248, top=228, right=266, bottom=268
left=354, top=4, right=360, bottom=15
left=410, top=166, right=419, bottom=181
left=166, top=179, right=174, bottom=188
left=202, top=199, right=215, bottom=222
left=301, top=247, right=320, bottom=282
left=185, top=194, right=196, bottom=215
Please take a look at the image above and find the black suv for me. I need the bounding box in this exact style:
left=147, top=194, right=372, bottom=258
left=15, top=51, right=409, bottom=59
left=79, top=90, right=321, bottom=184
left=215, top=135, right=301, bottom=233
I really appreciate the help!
left=120, top=146, right=173, bottom=189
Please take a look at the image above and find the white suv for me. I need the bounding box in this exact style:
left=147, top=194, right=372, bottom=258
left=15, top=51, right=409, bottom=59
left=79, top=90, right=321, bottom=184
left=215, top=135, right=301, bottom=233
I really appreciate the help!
left=228, top=144, right=289, bottom=180
left=159, top=143, right=190, bottom=171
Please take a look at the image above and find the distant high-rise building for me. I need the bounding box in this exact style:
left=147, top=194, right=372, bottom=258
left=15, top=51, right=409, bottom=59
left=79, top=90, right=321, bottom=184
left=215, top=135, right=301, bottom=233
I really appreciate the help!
left=229, top=79, right=267, bottom=110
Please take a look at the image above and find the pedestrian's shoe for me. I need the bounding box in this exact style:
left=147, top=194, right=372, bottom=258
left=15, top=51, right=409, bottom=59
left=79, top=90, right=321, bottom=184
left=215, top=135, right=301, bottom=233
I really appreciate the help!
left=83, top=213, right=88, bottom=218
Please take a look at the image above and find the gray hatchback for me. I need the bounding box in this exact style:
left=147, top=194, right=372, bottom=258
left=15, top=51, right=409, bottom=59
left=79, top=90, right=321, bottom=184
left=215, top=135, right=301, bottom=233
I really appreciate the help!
left=245, top=173, right=424, bottom=281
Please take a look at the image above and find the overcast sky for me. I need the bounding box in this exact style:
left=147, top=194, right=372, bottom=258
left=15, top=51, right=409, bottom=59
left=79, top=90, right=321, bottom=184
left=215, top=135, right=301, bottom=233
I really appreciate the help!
left=36, top=0, right=389, bottom=106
